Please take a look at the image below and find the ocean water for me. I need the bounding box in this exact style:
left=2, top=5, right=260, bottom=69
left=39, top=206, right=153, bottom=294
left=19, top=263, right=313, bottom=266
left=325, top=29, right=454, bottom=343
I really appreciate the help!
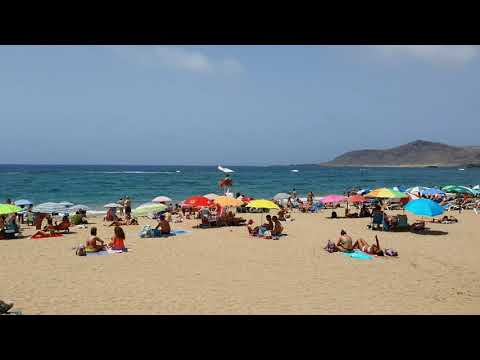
left=1, top=165, right=479, bottom=211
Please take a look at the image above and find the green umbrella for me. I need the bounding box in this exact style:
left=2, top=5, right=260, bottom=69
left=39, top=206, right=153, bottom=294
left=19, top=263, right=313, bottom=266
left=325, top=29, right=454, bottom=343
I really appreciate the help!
left=441, top=185, right=475, bottom=195
left=0, top=204, right=22, bottom=215
left=132, top=203, right=167, bottom=217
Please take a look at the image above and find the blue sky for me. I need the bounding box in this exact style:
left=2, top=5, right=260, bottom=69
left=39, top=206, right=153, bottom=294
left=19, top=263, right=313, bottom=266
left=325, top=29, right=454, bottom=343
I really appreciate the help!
left=1, top=45, right=479, bottom=165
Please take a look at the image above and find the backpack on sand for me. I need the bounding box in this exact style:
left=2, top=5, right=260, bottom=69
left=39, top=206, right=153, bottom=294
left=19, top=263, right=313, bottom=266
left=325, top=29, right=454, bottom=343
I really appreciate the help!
left=76, top=245, right=86, bottom=256
left=385, top=248, right=398, bottom=257
left=324, top=240, right=337, bottom=253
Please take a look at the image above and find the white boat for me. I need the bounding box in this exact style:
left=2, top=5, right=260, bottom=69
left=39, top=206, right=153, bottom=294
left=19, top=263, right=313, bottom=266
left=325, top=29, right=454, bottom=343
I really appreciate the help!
left=176, top=170, right=181, bottom=173
left=218, top=165, right=234, bottom=173
left=291, top=169, right=299, bottom=173
left=458, top=168, right=465, bottom=171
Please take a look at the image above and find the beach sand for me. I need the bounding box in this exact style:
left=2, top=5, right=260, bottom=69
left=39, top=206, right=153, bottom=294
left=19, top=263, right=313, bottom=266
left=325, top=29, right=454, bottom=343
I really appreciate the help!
left=1, top=210, right=479, bottom=314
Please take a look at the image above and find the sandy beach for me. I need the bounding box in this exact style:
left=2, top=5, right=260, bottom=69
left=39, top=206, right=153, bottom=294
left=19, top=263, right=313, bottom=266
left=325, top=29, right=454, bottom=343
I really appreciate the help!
left=1, top=209, right=479, bottom=315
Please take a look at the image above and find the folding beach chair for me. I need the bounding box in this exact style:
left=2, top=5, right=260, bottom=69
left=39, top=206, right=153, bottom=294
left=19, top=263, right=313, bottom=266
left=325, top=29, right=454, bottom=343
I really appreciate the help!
left=371, top=212, right=384, bottom=231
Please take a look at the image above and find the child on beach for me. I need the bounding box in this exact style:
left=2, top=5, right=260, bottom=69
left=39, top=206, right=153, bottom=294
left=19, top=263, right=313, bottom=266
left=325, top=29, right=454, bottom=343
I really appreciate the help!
left=108, top=226, right=126, bottom=251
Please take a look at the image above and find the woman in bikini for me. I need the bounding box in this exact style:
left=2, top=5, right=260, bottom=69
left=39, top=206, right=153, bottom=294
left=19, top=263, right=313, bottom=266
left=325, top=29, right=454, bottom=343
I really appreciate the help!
left=353, top=235, right=384, bottom=256
left=108, top=226, right=126, bottom=251
left=85, top=227, right=105, bottom=253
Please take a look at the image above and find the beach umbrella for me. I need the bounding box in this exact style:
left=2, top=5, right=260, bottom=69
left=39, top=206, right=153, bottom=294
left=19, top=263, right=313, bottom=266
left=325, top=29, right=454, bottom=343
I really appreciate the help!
left=393, top=185, right=407, bottom=192
left=214, top=196, right=244, bottom=207
left=0, top=204, right=22, bottom=215
left=357, top=189, right=371, bottom=195
left=473, top=185, right=479, bottom=190
left=365, top=188, right=408, bottom=199
left=104, top=203, right=123, bottom=208
left=241, top=196, right=254, bottom=203
left=273, top=193, right=290, bottom=201
left=31, top=202, right=67, bottom=214
left=59, top=201, right=74, bottom=207
left=203, top=193, right=219, bottom=200
left=405, top=199, right=444, bottom=218
left=152, top=196, right=172, bottom=203
left=321, top=195, right=346, bottom=204
left=184, top=196, right=212, bottom=208
left=347, top=194, right=367, bottom=203
left=422, top=188, right=445, bottom=196
left=405, top=186, right=429, bottom=194
left=132, top=203, right=167, bottom=217
left=68, top=205, right=90, bottom=212
left=246, top=199, right=279, bottom=210
left=441, top=185, right=475, bottom=195
left=14, top=199, right=33, bottom=206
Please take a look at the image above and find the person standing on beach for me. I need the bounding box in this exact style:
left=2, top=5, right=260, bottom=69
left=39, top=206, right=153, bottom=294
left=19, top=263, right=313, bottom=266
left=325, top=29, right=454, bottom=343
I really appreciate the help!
left=124, top=196, right=131, bottom=218
left=118, top=198, right=124, bottom=216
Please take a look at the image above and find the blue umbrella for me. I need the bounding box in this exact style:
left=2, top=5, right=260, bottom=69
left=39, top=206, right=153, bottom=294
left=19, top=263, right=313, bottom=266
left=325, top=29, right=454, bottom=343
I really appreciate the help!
left=14, top=199, right=33, bottom=206
left=422, top=188, right=445, bottom=196
left=405, top=199, right=444, bottom=217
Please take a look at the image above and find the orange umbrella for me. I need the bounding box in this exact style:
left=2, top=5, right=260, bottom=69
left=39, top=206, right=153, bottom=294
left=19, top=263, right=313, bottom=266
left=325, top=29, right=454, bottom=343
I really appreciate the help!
left=347, top=195, right=367, bottom=203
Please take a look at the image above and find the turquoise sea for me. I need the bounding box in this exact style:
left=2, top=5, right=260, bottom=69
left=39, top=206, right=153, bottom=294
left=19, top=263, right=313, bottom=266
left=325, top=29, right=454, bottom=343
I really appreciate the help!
left=1, top=165, right=479, bottom=211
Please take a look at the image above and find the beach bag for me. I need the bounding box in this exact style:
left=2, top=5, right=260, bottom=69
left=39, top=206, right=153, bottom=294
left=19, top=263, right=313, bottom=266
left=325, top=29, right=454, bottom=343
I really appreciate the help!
left=76, top=245, right=86, bottom=256
left=263, top=230, right=272, bottom=239
left=140, top=225, right=153, bottom=238
left=324, top=240, right=337, bottom=253
left=385, top=248, right=398, bottom=257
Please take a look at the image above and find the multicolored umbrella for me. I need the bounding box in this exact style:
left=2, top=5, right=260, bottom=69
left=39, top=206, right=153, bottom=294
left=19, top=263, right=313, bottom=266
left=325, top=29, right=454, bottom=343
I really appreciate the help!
left=365, top=188, right=408, bottom=199
left=320, top=195, right=346, bottom=204
left=152, top=196, right=172, bottom=203
left=0, top=204, right=22, bottom=215
left=405, top=199, right=444, bottom=218
left=214, top=196, right=244, bottom=207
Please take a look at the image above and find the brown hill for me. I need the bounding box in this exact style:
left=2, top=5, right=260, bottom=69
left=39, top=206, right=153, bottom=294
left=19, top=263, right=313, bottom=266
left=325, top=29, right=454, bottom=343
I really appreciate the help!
left=322, top=140, right=480, bottom=167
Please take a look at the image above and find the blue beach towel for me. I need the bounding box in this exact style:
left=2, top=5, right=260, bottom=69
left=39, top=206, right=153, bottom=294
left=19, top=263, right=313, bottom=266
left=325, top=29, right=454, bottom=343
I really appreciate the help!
left=343, top=249, right=373, bottom=260
left=172, top=229, right=192, bottom=235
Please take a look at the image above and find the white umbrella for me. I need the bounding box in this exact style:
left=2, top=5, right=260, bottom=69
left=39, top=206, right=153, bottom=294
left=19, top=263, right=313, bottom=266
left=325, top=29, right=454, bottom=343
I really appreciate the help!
left=32, top=202, right=67, bottom=214
left=59, top=201, right=74, bottom=207
left=473, top=185, right=480, bottom=190
left=273, top=193, right=290, bottom=201
left=68, top=204, right=90, bottom=212
left=104, top=203, right=123, bottom=208
left=405, top=186, right=429, bottom=194
left=204, top=193, right=219, bottom=200
left=152, top=196, right=172, bottom=203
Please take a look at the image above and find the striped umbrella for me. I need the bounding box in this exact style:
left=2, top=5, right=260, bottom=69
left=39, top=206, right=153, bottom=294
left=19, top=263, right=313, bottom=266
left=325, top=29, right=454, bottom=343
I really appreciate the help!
left=31, top=202, right=67, bottom=214
left=365, top=188, right=408, bottom=199
left=441, top=185, right=475, bottom=195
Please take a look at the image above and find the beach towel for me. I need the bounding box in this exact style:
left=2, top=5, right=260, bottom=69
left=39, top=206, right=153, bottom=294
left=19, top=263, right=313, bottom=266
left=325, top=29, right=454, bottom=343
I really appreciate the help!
left=140, top=226, right=192, bottom=238
left=343, top=250, right=373, bottom=260
left=85, top=248, right=128, bottom=257
left=31, top=233, right=64, bottom=240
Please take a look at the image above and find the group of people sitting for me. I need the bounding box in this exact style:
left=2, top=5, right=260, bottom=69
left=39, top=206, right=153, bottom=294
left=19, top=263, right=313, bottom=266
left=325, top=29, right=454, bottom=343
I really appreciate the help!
left=197, top=205, right=247, bottom=228
left=247, top=214, right=284, bottom=239
left=81, top=226, right=127, bottom=253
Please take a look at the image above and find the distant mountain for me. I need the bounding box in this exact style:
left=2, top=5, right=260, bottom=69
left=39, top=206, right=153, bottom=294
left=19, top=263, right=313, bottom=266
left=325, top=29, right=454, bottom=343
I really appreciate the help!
left=322, top=140, right=480, bottom=167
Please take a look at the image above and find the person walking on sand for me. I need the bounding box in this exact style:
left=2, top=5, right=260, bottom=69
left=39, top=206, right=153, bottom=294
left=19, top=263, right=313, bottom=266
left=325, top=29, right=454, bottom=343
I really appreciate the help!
left=124, top=196, right=132, bottom=218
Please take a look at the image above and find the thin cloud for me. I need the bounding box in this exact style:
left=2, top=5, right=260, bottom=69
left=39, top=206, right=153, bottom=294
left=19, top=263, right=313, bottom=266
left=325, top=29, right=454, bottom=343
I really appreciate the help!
left=375, top=45, right=479, bottom=65
left=110, top=46, right=245, bottom=74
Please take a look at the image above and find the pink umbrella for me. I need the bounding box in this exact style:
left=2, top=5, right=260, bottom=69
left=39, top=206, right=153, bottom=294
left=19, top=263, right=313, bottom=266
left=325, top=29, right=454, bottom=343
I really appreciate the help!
left=321, top=194, right=346, bottom=204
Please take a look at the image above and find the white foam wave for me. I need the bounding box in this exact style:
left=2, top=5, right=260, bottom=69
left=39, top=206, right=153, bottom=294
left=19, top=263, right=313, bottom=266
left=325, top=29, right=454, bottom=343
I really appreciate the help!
left=90, top=171, right=175, bottom=174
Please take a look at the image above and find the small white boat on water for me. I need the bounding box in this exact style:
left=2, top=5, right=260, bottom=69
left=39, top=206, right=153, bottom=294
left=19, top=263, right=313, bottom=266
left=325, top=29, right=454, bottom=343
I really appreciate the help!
left=218, top=165, right=234, bottom=173
left=291, top=169, right=299, bottom=173
left=458, top=168, right=465, bottom=171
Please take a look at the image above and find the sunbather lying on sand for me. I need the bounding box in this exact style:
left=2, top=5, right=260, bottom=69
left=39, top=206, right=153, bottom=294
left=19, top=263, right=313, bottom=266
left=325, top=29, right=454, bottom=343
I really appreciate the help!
left=353, top=235, right=384, bottom=256
left=431, top=215, right=458, bottom=224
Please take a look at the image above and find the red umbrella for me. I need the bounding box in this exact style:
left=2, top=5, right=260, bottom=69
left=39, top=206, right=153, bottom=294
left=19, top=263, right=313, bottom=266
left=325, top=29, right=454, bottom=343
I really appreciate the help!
left=347, top=195, right=367, bottom=203
left=184, top=196, right=212, bottom=208
left=241, top=197, right=254, bottom=203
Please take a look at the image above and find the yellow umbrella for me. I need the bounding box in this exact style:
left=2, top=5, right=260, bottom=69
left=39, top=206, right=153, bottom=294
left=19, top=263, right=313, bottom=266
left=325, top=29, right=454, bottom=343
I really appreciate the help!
left=214, top=196, right=244, bottom=207
left=246, top=199, right=279, bottom=209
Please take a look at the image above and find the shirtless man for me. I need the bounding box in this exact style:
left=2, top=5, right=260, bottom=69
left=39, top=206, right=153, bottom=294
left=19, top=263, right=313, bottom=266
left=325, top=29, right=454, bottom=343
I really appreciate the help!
left=86, top=227, right=105, bottom=253
left=336, top=230, right=353, bottom=253
left=271, top=216, right=283, bottom=237
left=154, top=215, right=171, bottom=236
